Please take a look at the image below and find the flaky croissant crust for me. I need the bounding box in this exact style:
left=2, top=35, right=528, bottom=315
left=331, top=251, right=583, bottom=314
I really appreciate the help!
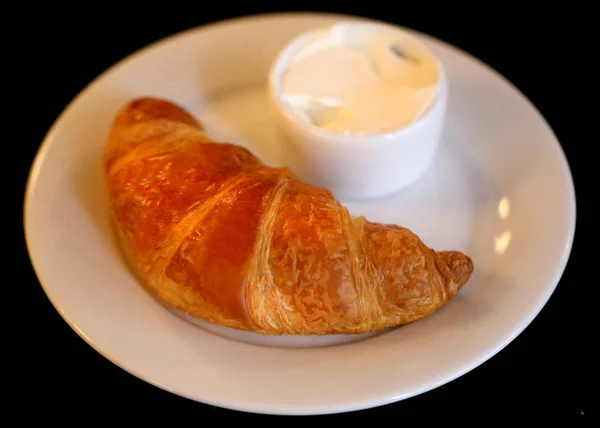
left=103, top=97, right=474, bottom=335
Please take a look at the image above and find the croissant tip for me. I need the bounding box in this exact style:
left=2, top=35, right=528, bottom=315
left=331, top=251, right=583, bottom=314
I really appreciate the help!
left=116, top=97, right=202, bottom=130
left=438, top=250, right=474, bottom=293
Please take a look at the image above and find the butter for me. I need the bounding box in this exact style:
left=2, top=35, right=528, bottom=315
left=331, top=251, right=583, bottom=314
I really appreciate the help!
left=278, top=22, right=442, bottom=135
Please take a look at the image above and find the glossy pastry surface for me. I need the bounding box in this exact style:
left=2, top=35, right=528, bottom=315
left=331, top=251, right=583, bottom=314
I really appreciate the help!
left=103, top=97, right=474, bottom=335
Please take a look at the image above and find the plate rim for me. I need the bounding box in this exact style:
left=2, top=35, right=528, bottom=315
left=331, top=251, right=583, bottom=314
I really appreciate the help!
left=24, top=11, right=577, bottom=415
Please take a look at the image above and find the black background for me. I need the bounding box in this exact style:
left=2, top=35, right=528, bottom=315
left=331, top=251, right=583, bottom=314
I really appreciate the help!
left=17, top=3, right=591, bottom=422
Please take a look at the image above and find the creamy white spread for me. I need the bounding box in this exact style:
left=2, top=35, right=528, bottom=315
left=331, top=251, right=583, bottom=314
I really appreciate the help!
left=278, top=22, right=442, bottom=135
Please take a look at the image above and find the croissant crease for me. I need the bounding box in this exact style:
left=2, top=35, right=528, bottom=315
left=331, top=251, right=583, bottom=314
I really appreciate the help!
left=103, top=97, right=474, bottom=335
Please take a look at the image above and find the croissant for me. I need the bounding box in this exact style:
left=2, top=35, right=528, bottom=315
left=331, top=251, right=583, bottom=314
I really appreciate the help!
left=103, top=97, right=474, bottom=336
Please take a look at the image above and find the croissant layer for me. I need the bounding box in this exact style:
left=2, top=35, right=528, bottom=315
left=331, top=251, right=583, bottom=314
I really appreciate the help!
left=104, top=97, right=474, bottom=335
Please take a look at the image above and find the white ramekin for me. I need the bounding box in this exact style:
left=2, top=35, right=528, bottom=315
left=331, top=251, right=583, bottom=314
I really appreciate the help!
left=268, top=20, right=448, bottom=201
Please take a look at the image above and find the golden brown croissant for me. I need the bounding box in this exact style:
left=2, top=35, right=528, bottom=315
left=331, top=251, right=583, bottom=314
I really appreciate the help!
left=103, top=97, right=474, bottom=335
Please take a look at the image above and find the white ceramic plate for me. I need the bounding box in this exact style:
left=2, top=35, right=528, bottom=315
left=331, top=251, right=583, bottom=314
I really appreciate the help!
left=24, top=12, right=576, bottom=415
